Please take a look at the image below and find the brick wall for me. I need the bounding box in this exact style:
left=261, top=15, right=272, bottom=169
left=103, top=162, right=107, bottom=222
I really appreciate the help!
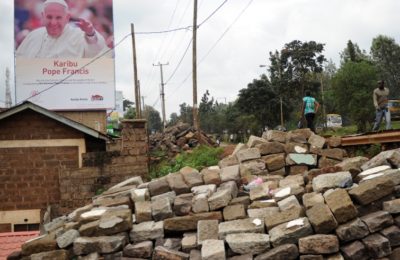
left=58, top=110, right=107, bottom=133
left=0, top=147, right=79, bottom=211
left=59, top=119, right=149, bottom=214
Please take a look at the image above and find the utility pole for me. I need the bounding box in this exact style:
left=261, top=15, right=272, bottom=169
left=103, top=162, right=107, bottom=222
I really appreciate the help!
left=141, top=96, right=146, bottom=112
left=192, top=0, right=200, bottom=140
left=131, top=23, right=141, bottom=119
left=320, top=74, right=327, bottom=128
left=5, top=68, right=12, bottom=108
left=153, top=62, right=169, bottom=129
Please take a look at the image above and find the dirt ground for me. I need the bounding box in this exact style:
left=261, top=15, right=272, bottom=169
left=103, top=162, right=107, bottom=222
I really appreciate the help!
left=220, top=143, right=236, bottom=158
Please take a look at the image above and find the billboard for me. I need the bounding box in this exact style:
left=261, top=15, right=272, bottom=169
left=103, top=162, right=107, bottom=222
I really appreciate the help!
left=14, top=0, right=115, bottom=110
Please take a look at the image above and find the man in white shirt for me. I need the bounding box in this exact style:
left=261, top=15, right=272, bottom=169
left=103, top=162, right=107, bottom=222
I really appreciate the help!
left=16, top=0, right=107, bottom=58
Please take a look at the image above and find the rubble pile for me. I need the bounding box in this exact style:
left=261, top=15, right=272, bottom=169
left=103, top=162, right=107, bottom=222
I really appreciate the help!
left=149, top=122, right=216, bottom=159
left=13, top=129, right=400, bottom=260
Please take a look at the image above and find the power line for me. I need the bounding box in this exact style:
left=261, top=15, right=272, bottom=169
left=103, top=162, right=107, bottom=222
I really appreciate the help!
left=165, top=38, right=193, bottom=84
left=166, top=0, right=254, bottom=97
left=198, top=0, right=228, bottom=27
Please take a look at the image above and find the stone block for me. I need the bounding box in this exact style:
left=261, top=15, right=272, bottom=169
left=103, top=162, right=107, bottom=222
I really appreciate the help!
left=219, top=181, right=239, bottom=199
left=306, top=203, right=338, bottom=234
left=130, top=188, right=150, bottom=202
left=226, top=233, right=270, bottom=255
left=201, top=167, right=222, bottom=185
left=220, top=165, right=241, bottom=183
left=383, top=198, right=400, bottom=213
left=247, top=207, right=279, bottom=218
left=123, top=241, right=153, bottom=258
left=30, top=250, right=69, bottom=260
left=299, top=234, right=339, bottom=254
left=218, top=156, right=239, bottom=169
left=289, top=165, right=309, bottom=175
left=197, top=220, right=219, bottom=245
left=135, top=201, right=152, bottom=223
left=321, top=148, right=344, bottom=160
left=265, top=130, right=287, bottom=143
left=361, top=149, right=400, bottom=170
left=208, top=188, right=232, bottom=211
left=56, top=229, right=79, bottom=249
left=148, top=177, right=170, bottom=196
left=380, top=225, right=400, bottom=247
left=327, top=136, right=341, bottom=147
left=335, top=218, right=369, bottom=242
left=362, top=233, right=391, bottom=258
left=324, top=188, right=358, bottom=224
left=286, top=153, right=317, bottom=166
left=201, top=239, right=225, bottom=260
left=223, top=204, right=246, bottom=221
left=236, top=148, right=261, bottom=163
left=277, top=195, right=301, bottom=211
left=309, top=133, right=326, bottom=149
left=302, top=192, right=324, bottom=209
left=151, top=197, right=173, bottom=221
left=152, top=246, right=189, bottom=260
left=166, top=172, right=190, bottom=195
left=173, top=193, right=193, bottom=216
left=182, top=232, right=197, bottom=252
left=247, top=135, right=268, bottom=147
left=164, top=212, right=222, bottom=232
left=254, top=243, right=299, bottom=260
left=191, top=184, right=217, bottom=196
left=340, top=240, right=368, bottom=260
left=269, top=217, right=314, bottom=247
left=263, top=153, right=286, bottom=172
left=279, top=174, right=305, bottom=188
left=151, top=190, right=176, bottom=204
left=256, top=141, right=285, bottom=155
left=360, top=210, right=393, bottom=233
left=130, top=221, right=164, bottom=242
left=21, top=234, right=57, bottom=256
left=73, top=235, right=127, bottom=255
left=312, top=172, right=352, bottom=193
left=218, top=218, right=265, bottom=240
left=180, top=166, right=203, bottom=187
left=240, top=159, right=268, bottom=177
left=318, top=157, right=342, bottom=169
left=192, top=193, right=210, bottom=213
left=285, top=143, right=308, bottom=154
left=349, top=176, right=395, bottom=205
left=335, top=156, right=369, bottom=172
left=265, top=206, right=305, bottom=231
left=249, top=182, right=274, bottom=201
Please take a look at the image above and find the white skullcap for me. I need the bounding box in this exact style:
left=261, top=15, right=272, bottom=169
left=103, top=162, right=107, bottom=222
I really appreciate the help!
left=43, top=0, right=68, bottom=9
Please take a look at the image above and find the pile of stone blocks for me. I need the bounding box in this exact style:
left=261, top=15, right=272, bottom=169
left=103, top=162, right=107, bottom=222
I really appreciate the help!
left=11, top=129, right=400, bottom=260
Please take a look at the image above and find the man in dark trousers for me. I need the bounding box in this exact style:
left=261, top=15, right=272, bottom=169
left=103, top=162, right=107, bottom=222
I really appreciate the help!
left=301, top=90, right=320, bottom=133
left=372, top=80, right=391, bottom=131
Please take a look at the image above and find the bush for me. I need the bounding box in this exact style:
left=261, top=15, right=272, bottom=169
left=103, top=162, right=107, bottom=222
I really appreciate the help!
left=149, top=145, right=223, bottom=179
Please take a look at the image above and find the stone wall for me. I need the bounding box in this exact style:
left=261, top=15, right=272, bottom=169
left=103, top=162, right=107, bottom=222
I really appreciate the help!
left=59, top=119, right=149, bottom=214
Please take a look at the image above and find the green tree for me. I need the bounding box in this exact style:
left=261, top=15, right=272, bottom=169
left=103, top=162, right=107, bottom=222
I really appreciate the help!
left=331, top=61, right=377, bottom=132
left=143, top=105, right=162, bottom=133
left=268, top=40, right=325, bottom=119
left=371, top=35, right=400, bottom=97
left=236, top=76, right=280, bottom=129
left=179, top=103, right=193, bottom=125
left=199, top=90, right=216, bottom=133
left=123, top=99, right=134, bottom=111
left=168, top=112, right=179, bottom=126
left=124, top=107, right=136, bottom=119
left=340, top=40, right=369, bottom=63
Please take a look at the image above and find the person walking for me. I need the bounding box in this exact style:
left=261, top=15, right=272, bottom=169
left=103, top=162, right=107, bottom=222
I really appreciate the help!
left=372, top=80, right=391, bottom=131
left=301, top=90, right=320, bottom=133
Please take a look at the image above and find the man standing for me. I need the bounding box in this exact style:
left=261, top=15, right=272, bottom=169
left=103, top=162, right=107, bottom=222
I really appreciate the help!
left=372, top=80, right=391, bottom=131
left=16, top=0, right=107, bottom=58
left=301, top=90, right=320, bottom=133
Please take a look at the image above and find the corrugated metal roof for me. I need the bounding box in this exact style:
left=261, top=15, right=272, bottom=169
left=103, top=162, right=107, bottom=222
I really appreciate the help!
left=0, top=101, right=110, bottom=141
left=0, top=231, right=40, bottom=259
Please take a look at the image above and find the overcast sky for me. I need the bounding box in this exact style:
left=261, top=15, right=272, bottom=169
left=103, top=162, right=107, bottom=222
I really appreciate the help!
left=1, top=0, right=400, bottom=117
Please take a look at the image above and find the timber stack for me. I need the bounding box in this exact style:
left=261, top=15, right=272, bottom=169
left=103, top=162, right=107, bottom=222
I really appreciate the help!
left=11, top=128, right=400, bottom=260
